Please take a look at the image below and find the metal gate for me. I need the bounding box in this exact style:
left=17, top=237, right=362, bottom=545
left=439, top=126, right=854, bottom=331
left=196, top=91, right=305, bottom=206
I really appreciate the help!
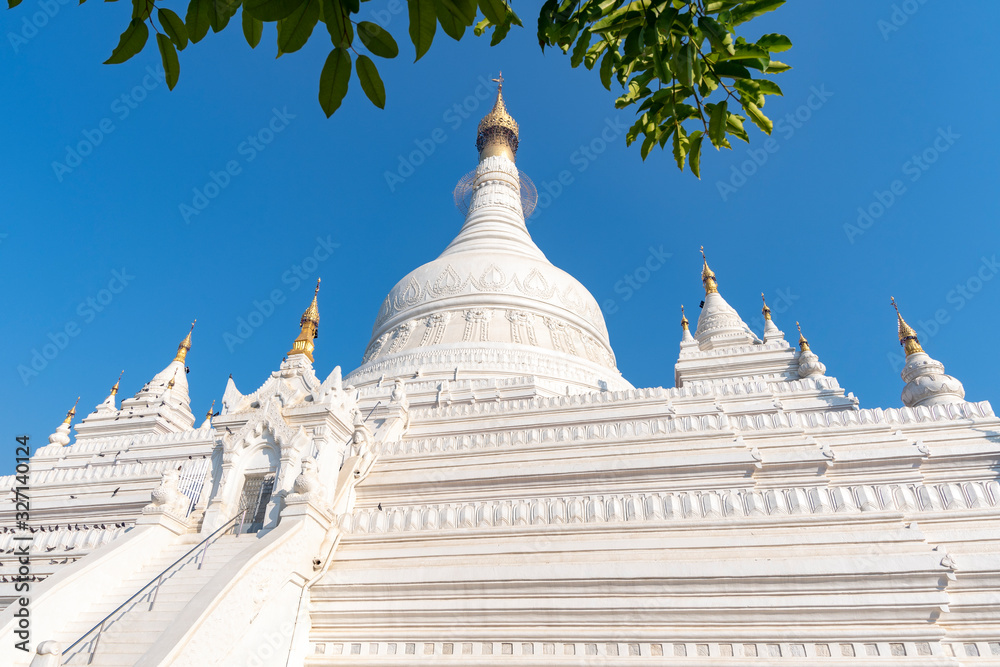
left=237, top=473, right=275, bottom=533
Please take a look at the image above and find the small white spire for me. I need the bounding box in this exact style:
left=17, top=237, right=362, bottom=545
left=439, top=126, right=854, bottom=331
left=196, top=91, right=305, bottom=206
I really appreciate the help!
left=761, top=293, right=785, bottom=343
left=795, top=322, right=826, bottom=378
left=892, top=298, right=965, bottom=407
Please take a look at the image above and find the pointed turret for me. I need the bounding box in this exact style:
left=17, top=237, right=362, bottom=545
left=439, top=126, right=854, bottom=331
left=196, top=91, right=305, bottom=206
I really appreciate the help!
left=175, top=320, right=196, bottom=363
left=93, top=370, right=124, bottom=414
left=201, top=400, right=216, bottom=429
left=761, top=293, right=785, bottom=343
left=693, top=248, right=759, bottom=350
left=288, top=279, right=321, bottom=362
left=48, top=397, right=79, bottom=446
left=701, top=247, right=718, bottom=295
left=680, top=305, right=694, bottom=343
left=891, top=297, right=965, bottom=407
left=795, top=322, right=826, bottom=378
left=476, top=72, right=519, bottom=163
left=114, top=322, right=196, bottom=431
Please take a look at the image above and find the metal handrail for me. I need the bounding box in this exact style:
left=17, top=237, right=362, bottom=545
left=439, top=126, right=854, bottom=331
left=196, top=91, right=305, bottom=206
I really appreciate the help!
left=61, top=508, right=249, bottom=665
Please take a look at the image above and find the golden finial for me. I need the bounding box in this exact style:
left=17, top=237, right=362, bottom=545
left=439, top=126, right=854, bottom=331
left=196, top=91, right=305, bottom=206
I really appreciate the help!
left=700, top=246, right=718, bottom=294
left=761, top=293, right=772, bottom=321
left=110, top=370, right=124, bottom=396
left=167, top=370, right=177, bottom=390
left=205, top=400, right=215, bottom=422
left=680, top=305, right=689, bottom=331
left=63, top=397, right=81, bottom=424
left=476, top=71, right=519, bottom=162
left=174, top=320, right=196, bottom=363
left=795, top=321, right=810, bottom=352
left=288, top=279, right=321, bottom=362
left=891, top=296, right=924, bottom=356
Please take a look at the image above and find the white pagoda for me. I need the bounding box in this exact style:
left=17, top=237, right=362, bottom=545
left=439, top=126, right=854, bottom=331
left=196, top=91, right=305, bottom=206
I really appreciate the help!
left=2, top=81, right=999, bottom=666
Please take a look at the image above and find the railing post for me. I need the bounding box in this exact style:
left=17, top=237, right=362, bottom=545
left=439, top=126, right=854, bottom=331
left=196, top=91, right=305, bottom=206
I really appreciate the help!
left=148, top=573, right=162, bottom=611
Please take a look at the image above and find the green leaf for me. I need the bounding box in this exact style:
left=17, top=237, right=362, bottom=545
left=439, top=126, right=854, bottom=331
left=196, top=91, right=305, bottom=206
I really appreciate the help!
left=242, top=10, right=263, bottom=47
left=355, top=54, right=385, bottom=109
left=408, top=0, right=435, bottom=61
left=244, top=0, right=305, bottom=22
left=159, top=8, right=188, bottom=50
left=756, top=79, right=783, bottom=96
left=570, top=29, right=590, bottom=68
left=489, top=17, right=511, bottom=45
left=209, top=0, right=241, bottom=32
left=726, top=113, right=750, bottom=143
left=186, top=0, right=211, bottom=43
left=640, top=133, right=656, bottom=161
left=357, top=20, right=399, bottom=57
left=743, top=99, right=772, bottom=134
left=318, top=47, right=350, bottom=117
left=478, top=0, right=507, bottom=26
left=435, top=0, right=467, bottom=40
left=277, top=0, right=318, bottom=54
left=688, top=130, right=704, bottom=178
left=451, top=0, right=476, bottom=24
left=697, top=15, right=734, bottom=56
left=708, top=100, right=730, bottom=149
left=599, top=50, right=614, bottom=91
left=730, top=0, right=784, bottom=26
left=7, top=0, right=23, bottom=8
left=156, top=34, right=180, bottom=90
left=104, top=19, right=149, bottom=64
left=321, top=0, right=352, bottom=48
left=757, top=33, right=792, bottom=52
left=765, top=60, right=791, bottom=73
left=132, top=0, right=151, bottom=20
left=672, top=124, right=689, bottom=170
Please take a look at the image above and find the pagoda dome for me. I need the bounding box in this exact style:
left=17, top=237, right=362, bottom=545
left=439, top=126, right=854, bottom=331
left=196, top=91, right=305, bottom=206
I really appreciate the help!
left=344, top=80, right=629, bottom=393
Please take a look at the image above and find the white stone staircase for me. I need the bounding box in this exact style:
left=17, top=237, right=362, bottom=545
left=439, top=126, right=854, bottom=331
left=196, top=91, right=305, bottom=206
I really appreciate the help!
left=59, top=533, right=254, bottom=666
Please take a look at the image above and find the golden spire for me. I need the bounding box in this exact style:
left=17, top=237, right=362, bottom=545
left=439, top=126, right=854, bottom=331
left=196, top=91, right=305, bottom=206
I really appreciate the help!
left=167, top=370, right=177, bottom=390
left=205, top=400, right=215, bottom=422
left=761, top=293, right=772, bottom=321
left=476, top=71, right=519, bottom=162
left=174, top=320, right=196, bottom=363
left=288, top=279, right=321, bottom=362
left=795, top=322, right=810, bottom=352
left=110, top=370, right=124, bottom=396
left=681, top=305, right=690, bottom=331
left=63, top=397, right=80, bottom=425
left=700, top=246, right=718, bottom=294
left=891, top=296, right=924, bottom=356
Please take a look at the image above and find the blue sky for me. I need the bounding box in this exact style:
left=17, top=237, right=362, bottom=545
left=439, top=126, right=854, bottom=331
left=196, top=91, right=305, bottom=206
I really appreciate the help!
left=3, top=2, right=999, bottom=465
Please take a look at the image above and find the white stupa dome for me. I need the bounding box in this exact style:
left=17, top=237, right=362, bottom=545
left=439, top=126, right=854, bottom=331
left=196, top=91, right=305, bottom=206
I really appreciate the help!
left=344, top=83, right=630, bottom=393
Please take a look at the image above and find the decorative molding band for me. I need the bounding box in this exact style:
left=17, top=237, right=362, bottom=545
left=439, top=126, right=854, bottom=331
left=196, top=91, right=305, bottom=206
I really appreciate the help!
left=336, top=480, right=1000, bottom=536
left=310, top=639, right=948, bottom=660
left=387, top=401, right=997, bottom=458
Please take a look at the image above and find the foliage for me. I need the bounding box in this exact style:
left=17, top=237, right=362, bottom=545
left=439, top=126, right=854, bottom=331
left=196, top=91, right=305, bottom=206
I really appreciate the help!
left=6, top=0, right=791, bottom=174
